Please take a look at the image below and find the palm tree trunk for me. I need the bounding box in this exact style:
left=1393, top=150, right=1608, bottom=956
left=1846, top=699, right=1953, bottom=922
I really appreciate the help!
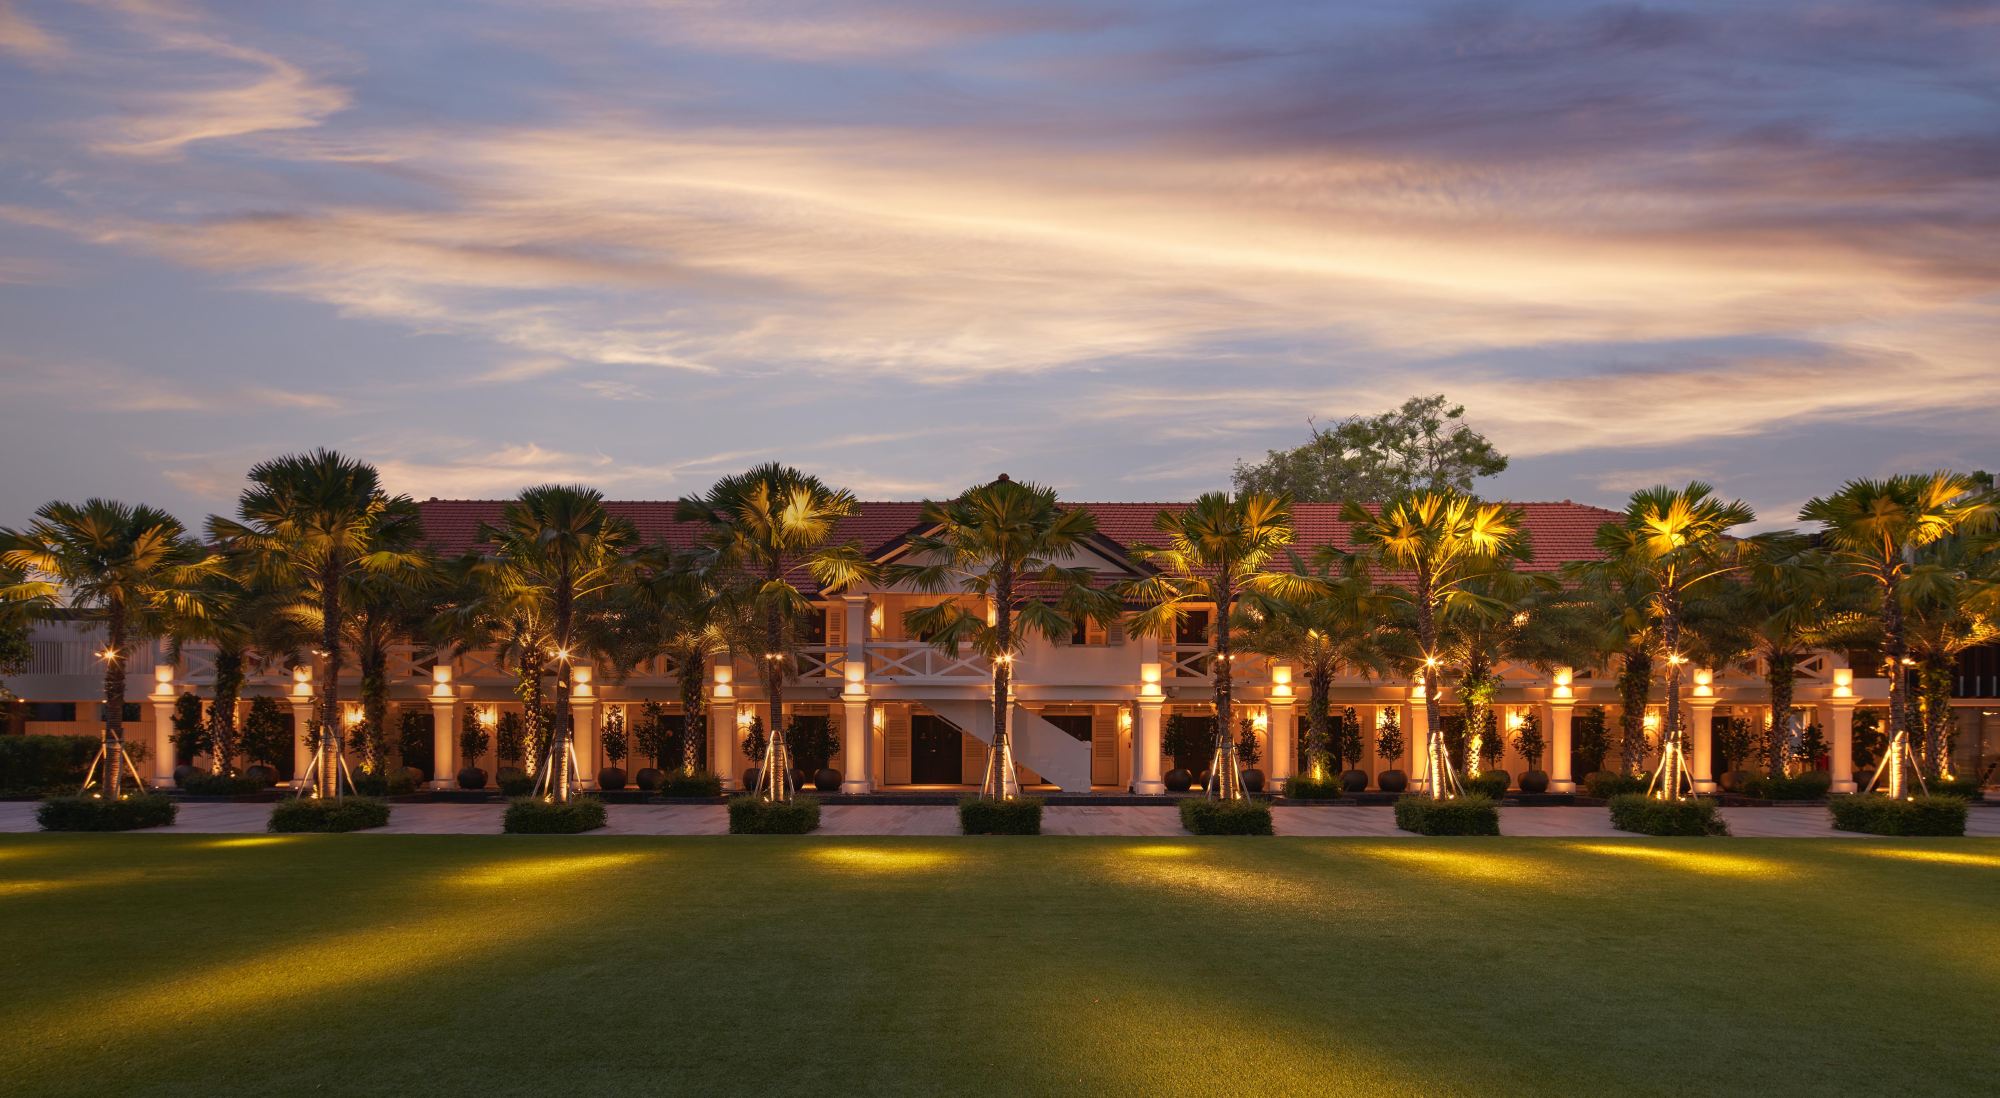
left=1213, top=586, right=1241, bottom=800
left=519, top=647, right=545, bottom=776
left=102, top=599, right=128, bottom=797
left=210, top=647, right=243, bottom=776
left=1417, top=572, right=1447, bottom=798
left=679, top=645, right=705, bottom=775
left=317, top=562, right=343, bottom=799
left=550, top=572, right=574, bottom=802
left=761, top=593, right=790, bottom=801
left=1765, top=649, right=1795, bottom=778
left=986, top=570, right=1015, bottom=800
left=1308, top=659, right=1333, bottom=779
left=1880, top=580, right=1909, bottom=793
left=360, top=643, right=388, bottom=775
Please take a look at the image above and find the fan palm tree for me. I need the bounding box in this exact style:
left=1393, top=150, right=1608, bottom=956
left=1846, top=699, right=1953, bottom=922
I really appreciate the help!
left=1802, top=473, right=1996, bottom=794
left=887, top=475, right=1121, bottom=800
left=1240, top=564, right=1402, bottom=782
left=604, top=546, right=738, bottom=775
left=162, top=549, right=308, bottom=776
left=211, top=450, right=421, bottom=799
left=2, top=500, right=221, bottom=796
left=1901, top=530, right=2000, bottom=778
left=679, top=465, right=875, bottom=802
left=1120, top=492, right=1320, bottom=800
left=1344, top=489, right=1531, bottom=798
left=1584, top=484, right=1753, bottom=797
left=478, top=485, right=636, bottom=803
left=1437, top=568, right=1567, bottom=776
left=431, top=551, right=556, bottom=777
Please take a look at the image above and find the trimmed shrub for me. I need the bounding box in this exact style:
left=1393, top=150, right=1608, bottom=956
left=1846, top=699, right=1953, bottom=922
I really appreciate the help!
left=269, top=797, right=391, bottom=833
left=497, top=769, right=534, bottom=797
left=1179, top=798, right=1274, bottom=835
left=175, top=771, right=268, bottom=796
left=350, top=769, right=422, bottom=797
left=1394, top=795, right=1500, bottom=836
left=1282, top=774, right=1345, bottom=800
left=1608, top=794, right=1729, bottom=836
left=38, top=793, right=178, bottom=831
left=959, top=796, right=1044, bottom=835
left=1584, top=772, right=1647, bottom=799
left=1828, top=795, right=1967, bottom=837
left=658, top=771, right=724, bottom=798
left=1462, top=771, right=1510, bottom=800
left=1741, top=771, right=1832, bottom=801
left=1927, top=778, right=1982, bottom=799
left=728, top=795, right=821, bottom=834
left=1, top=735, right=101, bottom=795
left=503, top=796, right=607, bottom=834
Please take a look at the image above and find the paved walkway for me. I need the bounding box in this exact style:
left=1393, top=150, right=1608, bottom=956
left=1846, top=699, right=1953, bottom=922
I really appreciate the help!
left=4, top=801, right=1996, bottom=837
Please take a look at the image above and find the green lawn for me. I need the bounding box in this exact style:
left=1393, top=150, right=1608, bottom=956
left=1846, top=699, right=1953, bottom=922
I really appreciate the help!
left=3, top=836, right=1996, bottom=1097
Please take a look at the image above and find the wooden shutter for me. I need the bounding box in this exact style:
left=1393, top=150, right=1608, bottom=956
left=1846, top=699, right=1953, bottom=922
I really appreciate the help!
left=963, top=732, right=988, bottom=785
left=886, top=705, right=911, bottom=785
left=1091, top=705, right=1118, bottom=786
left=1107, top=617, right=1126, bottom=645
left=1085, top=619, right=1108, bottom=646
left=825, top=607, right=844, bottom=678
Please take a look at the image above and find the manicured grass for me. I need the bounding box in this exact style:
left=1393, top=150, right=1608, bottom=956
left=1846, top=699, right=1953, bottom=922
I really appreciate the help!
left=2, top=837, right=1996, bottom=1097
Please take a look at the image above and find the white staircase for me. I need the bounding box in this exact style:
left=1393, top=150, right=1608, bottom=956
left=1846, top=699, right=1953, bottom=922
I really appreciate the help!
left=921, top=700, right=1093, bottom=791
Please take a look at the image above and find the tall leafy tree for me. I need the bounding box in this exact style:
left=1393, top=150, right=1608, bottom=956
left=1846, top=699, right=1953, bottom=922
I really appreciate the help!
left=887, top=475, right=1120, bottom=799
left=1121, top=492, right=1320, bottom=800
left=1233, top=394, right=1507, bottom=503
left=213, top=450, right=420, bottom=798
left=1344, top=489, right=1531, bottom=798
left=1802, top=473, right=1996, bottom=792
left=679, top=465, right=874, bottom=801
left=479, top=485, right=636, bottom=803
left=2, top=501, right=221, bottom=795
left=1585, top=484, right=1754, bottom=797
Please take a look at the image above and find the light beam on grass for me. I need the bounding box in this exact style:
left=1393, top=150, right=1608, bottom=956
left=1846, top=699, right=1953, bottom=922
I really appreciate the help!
left=449, top=851, right=654, bottom=887
left=1844, top=847, right=2000, bottom=869
left=807, top=847, right=957, bottom=873
left=1569, top=842, right=1781, bottom=878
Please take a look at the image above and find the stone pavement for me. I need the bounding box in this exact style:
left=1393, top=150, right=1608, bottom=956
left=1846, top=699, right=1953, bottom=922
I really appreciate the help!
left=3, top=800, right=1996, bottom=837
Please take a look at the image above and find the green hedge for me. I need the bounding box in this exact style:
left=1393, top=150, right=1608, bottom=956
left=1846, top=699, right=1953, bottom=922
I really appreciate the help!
left=658, top=771, right=724, bottom=798
left=498, top=771, right=534, bottom=797
left=1394, top=795, right=1500, bottom=835
left=1584, top=772, right=1647, bottom=799
left=269, top=797, right=391, bottom=833
left=38, top=794, right=178, bottom=831
left=1, top=735, right=101, bottom=795
left=176, top=771, right=269, bottom=796
left=1282, top=774, right=1345, bottom=800
left=1926, top=778, right=1982, bottom=799
left=503, top=796, right=607, bottom=834
left=1179, top=798, right=1274, bottom=835
left=1607, top=794, right=1729, bottom=836
left=1462, top=771, right=1509, bottom=799
left=1828, top=795, right=1968, bottom=836
left=728, top=795, right=821, bottom=834
left=959, top=796, right=1044, bottom=835
left=1741, top=771, right=1831, bottom=801
left=349, top=770, right=423, bottom=797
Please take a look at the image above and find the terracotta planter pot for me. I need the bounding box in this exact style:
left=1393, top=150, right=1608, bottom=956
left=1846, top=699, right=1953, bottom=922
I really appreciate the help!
left=598, top=767, right=627, bottom=791
left=1241, top=768, right=1266, bottom=794
left=456, top=766, right=488, bottom=790
left=1378, top=769, right=1409, bottom=793
left=740, top=766, right=762, bottom=793
left=244, top=764, right=279, bottom=786
left=634, top=767, right=664, bottom=791
left=1519, top=769, right=1550, bottom=794
left=814, top=767, right=843, bottom=791
left=1164, top=768, right=1193, bottom=792
left=1340, top=769, right=1369, bottom=793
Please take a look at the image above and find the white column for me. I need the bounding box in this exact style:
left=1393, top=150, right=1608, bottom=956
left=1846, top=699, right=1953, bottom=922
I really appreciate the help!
left=1406, top=689, right=1430, bottom=792
left=286, top=693, right=315, bottom=786
left=710, top=697, right=739, bottom=789
left=841, top=694, right=873, bottom=793
left=1823, top=697, right=1857, bottom=793
left=1547, top=698, right=1576, bottom=794
left=1134, top=696, right=1165, bottom=794
left=571, top=687, right=599, bottom=788
left=430, top=699, right=458, bottom=789
left=844, top=594, right=870, bottom=672
left=1267, top=696, right=1296, bottom=785
left=149, top=692, right=177, bottom=786
left=1689, top=696, right=1717, bottom=793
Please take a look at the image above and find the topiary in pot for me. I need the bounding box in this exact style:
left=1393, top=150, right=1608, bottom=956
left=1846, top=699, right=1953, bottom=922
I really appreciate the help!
left=598, top=767, right=627, bottom=791
left=173, top=763, right=200, bottom=788
left=244, top=764, right=279, bottom=786
left=1241, top=768, right=1266, bottom=793
left=402, top=766, right=427, bottom=789
left=456, top=766, right=488, bottom=790
left=634, top=767, right=663, bottom=791
left=1519, top=769, right=1549, bottom=794
left=788, top=766, right=808, bottom=792
left=814, top=767, right=842, bottom=791
left=740, top=765, right=762, bottom=794
left=1164, top=768, right=1192, bottom=792
left=1720, top=769, right=1754, bottom=793
left=1378, top=769, right=1408, bottom=793
left=1340, top=769, right=1368, bottom=793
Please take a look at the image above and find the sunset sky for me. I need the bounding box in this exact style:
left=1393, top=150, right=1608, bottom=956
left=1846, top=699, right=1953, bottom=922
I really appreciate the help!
left=2, top=0, right=1995, bottom=530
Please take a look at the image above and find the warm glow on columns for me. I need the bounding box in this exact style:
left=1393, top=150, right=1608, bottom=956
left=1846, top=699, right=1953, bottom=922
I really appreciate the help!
left=292, top=665, right=312, bottom=697
left=1832, top=668, right=1854, bottom=698
left=1692, top=668, right=1714, bottom=697
left=572, top=665, right=593, bottom=697
left=712, top=664, right=733, bottom=699
left=1139, top=662, right=1162, bottom=697
left=431, top=664, right=454, bottom=698
left=1552, top=666, right=1573, bottom=700
left=152, top=664, right=175, bottom=697
left=844, top=663, right=866, bottom=695
left=1271, top=664, right=1293, bottom=698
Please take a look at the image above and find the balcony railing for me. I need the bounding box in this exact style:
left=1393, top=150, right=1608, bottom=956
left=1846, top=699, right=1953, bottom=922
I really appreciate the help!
left=866, top=641, right=989, bottom=680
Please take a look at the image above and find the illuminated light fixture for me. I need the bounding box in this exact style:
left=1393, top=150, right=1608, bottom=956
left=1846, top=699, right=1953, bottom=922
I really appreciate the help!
left=1505, top=710, right=1524, bottom=732
left=431, top=663, right=454, bottom=698
left=97, top=647, right=120, bottom=662
left=712, top=665, right=733, bottom=699
left=292, top=665, right=313, bottom=697
left=1832, top=668, right=1854, bottom=698
left=1139, top=663, right=1162, bottom=698
left=1118, top=708, right=1133, bottom=732
left=1251, top=711, right=1268, bottom=732
left=1643, top=711, right=1661, bottom=734
left=1692, top=667, right=1714, bottom=698
left=736, top=709, right=754, bottom=728
left=1551, top=666, right=1574, bottom=701
left=871, top=708, right=885, bottom=732
left=1666, top=651, right=1686, bottom=666
left=1512, top=611, right=1530, bottom=626
left=478, top=706, right=498, bottom=729
left=343, top=706, right=365, bottom=727
left=869, top=605, right=883, bottom=632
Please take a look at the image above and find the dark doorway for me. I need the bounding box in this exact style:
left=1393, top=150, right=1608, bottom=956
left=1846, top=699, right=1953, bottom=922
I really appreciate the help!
left=1042, top=714, right=1092, bottom=743
left=1174, top=715, right=1216, bottom=774
left=910, top=714, right=963, bottom=784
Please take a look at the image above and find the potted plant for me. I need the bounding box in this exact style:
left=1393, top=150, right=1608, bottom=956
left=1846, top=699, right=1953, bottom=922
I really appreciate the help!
left=739, top=714, right=766, bottom=793
left=1235, top=717, right=1266, bottom=793
left=1511, top=710, right=1548, bottom=793
left=1334, top=705, right=1368, bottom=792
left=240, top=696, right=290, bottom=786
left=794, top=718, right=843, bottom=791
left=1375, top=709, right=1407, bottom=793
left=598, top=706, right=629, bottom=790
left=632, top=700, right=672, bottom=791
left=493, top=710, right=527, bottom=790
left=1572, top=705, right=1609, bottom=778
left=1160, top=713, right=1197, bottom=792
left=169, top=691, right=208, bottom=776
left=458, top=709, right=492, bottom=789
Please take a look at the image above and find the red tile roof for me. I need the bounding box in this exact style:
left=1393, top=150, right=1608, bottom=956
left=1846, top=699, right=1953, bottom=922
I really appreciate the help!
left=416, top=498, right=1618, bottom=588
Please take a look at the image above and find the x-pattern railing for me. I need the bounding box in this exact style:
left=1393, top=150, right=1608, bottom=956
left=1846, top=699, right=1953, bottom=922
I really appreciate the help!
left=867, top=641, right=988, bottom=679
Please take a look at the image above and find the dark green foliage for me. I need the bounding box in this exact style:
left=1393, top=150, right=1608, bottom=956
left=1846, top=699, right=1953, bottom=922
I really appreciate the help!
left=397, top=708, right=432, bottom=772
left=1231, top=393, right=1507, bottom=501
left=1394, top=795, right=1499, bottom=835
left=1608, top=794, right=1729, bottom=836
left=495, top=711, right=526, bottom=765
left=176, top=771, right=268, bottom=796
left=239, top=697, right=291, bottom=770
left=269, top=796, right=391, bottom=832
left=635, top=701, right=680, bottom=768
left=497, top=769, right=533, bottom=796
left=460, top=713, right=492, bottom=765
left=601, top=707, right=629, bottom=767
left=1572, top=706, right=1609, bottom=773
left=37, top=793, right=178, bottom=831
left=1509, top=711, right=1545, bottom=770
left=1828, top=795, right=1967, bottom=836
left=1463, top=771, right=1509, bottom=799
left=727, top=795, right=820, bottom=834
left=1584, top=771, right=1647, bottom=799
left=1741, top=771, right=1832, bottom=801
left=657, top=771, right=723, bottom=798
left=1179, top=798, right=1273, bottom=835
left=1374, top=708, right=1403, bottom=763
left=503, top=796, right=607, bottom=834
left=1282, top=773, right=1345, bottom=800
left=959, top=796, right=1044, bottom=834
left=0, top=735, right=100, bottom=794
left=1161, top=713, right=1210, bottom=766
left=740, top=715, right=767, bottom=763
left=788, top=716, right=838, bottom=771
left=1235, top=718, right=1262, bottom=768
left=170, top=692, right=209, bottom=759
left=1926, top=778, right=1981, bottom=798
left=349, top=769, right=422, bottom=796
